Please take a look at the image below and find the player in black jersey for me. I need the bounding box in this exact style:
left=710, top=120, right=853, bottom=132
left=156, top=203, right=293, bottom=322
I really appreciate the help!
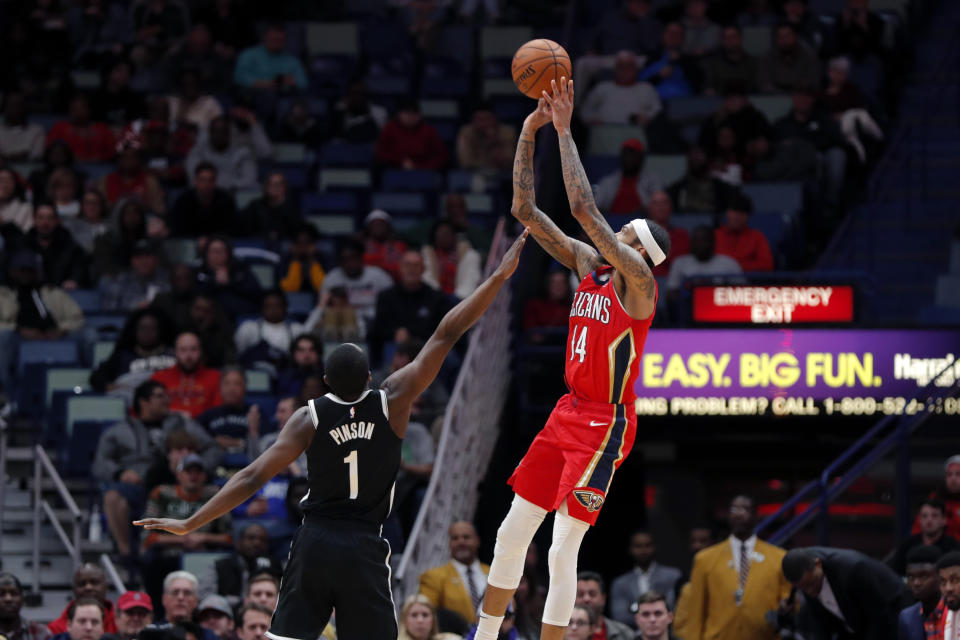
left=135, top=230, right=528, bottom=640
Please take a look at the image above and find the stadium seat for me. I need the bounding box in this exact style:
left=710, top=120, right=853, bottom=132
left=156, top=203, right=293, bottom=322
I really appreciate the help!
left=646, top=155, right=687, bottom=187
left=742, top=182, right=804, bottom=215
left=483, top=78, right=519, bottom=98
left=245, top=369, right=272, bottom=393
left=278, top=166, right=309, bottom=190
left=420, top=76, right=471, bottom=98
left=70, top=70, right=100, bottom=89
left=420, top=100, right=460, bottom=119
left=273, top=143, right=307, bottom=164
left=666, top=95, right=723, bottom=124
left=382, top=169, right=444, bottom=192
left=742, top=26, right=772, bottom=57
left=62, top=420, right=114, bottom=477
left=480, top=26, right=532, bottom=59
left=235, top=189, right=261, bottom=210
left=671, top=213, right=715, bottom=234
left=750, top=95, right=793, bottom=123
left=751, top=211, right=791, bottom=250
left=306, top=215, right=355, bottom=236
left=935, top=275, right=960, bottom=308
left=18, top=340, right=79, bottom=374
left=319, top=142, right=374, bottom=167
left=164, top=238, right=198, bottom=264
left=302, top=192, right=360, bottom=216
left=91, top=341, right=115, bottom=368
left=366, top=76, right=413, bottom=97
left=46, top=368, right=92, bottom=412
left=371, top=192, right=428, bottom=215
left=247, top=394, right=279, bottom=422
left=428, top=118, right=458, bottom=143
left=430, top=25, right=477, bottom=73
left=84, top=315, right=127, bottom=337
left=464, top=193, right=495, bottom=215
left=306, top=22, right=359, bottom=57
left=65, top=395, right=126, bottom=439
left=286, top=292, right=315, bottom=316
left=585, top=155, right=621, bottom=182
left=67, top=289, right=102, bottom=313
left=588, top=125, right=647, bottom=156
left=318, top=168, right=372, bottom=191
left=182, top=552, right=231, bottom=578
left=250, top=264, right=276, bottom=289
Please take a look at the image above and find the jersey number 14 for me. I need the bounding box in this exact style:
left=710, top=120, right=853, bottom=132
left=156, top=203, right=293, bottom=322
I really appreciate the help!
left=570, top=325, right=588, bottom=363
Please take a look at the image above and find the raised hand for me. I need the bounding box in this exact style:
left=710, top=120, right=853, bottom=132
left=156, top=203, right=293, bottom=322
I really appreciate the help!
left=524, top=98, right=553, bottom=131
left=542, top=77, right=575, bottom=135
left=494, top=228, right=530, bottom=279
left=133, top=517, right=192, bottom=535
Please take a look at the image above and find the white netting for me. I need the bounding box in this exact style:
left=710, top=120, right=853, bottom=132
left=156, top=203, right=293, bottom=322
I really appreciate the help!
left=394, top=218, right=513, bottom=603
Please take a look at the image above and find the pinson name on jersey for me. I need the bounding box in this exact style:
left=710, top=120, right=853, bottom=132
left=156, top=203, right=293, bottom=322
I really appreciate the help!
left=329, top=421, right=376, bottom=446
left=569, top=291, right=612, bottom=324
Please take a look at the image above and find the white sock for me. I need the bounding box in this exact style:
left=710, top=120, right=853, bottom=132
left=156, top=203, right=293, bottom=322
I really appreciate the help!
left=474, top=611, right=504, bottom=640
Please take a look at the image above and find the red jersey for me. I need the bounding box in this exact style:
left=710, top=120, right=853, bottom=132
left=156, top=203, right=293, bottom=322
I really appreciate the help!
left=565, top=266, right=655, bottom=405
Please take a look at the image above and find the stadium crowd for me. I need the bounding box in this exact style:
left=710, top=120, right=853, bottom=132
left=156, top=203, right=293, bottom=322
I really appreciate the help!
left=0, top=0, right=935, bottom=638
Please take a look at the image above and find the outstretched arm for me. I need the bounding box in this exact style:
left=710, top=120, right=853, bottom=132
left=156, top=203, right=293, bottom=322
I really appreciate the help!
left=544, top=78, right=656, bottom=318
left=382, top=230, right=528, bottom=431
left=512, top=100, right=600, bottom=279
left=134, top=408, right=315, bottom=535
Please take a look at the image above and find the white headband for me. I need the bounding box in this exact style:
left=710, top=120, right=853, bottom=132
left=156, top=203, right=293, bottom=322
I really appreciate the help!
left=630, top=219, right=666, bottom=266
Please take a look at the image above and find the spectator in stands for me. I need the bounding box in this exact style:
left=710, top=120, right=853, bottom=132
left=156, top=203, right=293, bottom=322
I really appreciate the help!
left=423, top=218, right=481, bottom=299
left=456, top=103, right=516, bottom=171
left=835, top=0, right=885, bottom=60
left=186, top=116, right=257, bottom=192
left=580, top=51, right=662, bottom=126
left=0, top=168, right=33, bottom=233
left=631, top=591, right=676, bottom=640
left=715, top=194, right=774, bottom=271
left=419, top=522, right=490, bottom=626
left=699, top=83, right=771, bottom=160
left=158, top=572, right=200, bottom=624
left=94, top=379, right=214, bottom=556
left=169, top=163, right=238, bottom=237
left=234, top=605, right=271, bottom=640
left=46, top=94, right=116, bottom=163
left=330, top=81, right=388, bottom=143
left=233, top=23, right=307, bottom=90
left=130, top=0, right=189, bottom=58
left=274, top=335, right=323, bottom=398
left=241, top=172, right=299, bottom=242
left=198, top=523, right=281, bottom=607
left=890, top=500, right=960, bottom=575
left=23, top=203, right=89, bottom=289
left=0, top=92, right=45, bottom=161
left=184, top=294, right=236, bottom=368
left=196, top=596, right=234, bottom=640
left=897, top=546, right=943, bottom=640
left=312, top=286, right=364, bottom=343
left=195, top=0, right=256, bottom=64
left=92, top=198, right=149, bottom=277
left=702, top=26, right=759, bottom=95
left=168, top=68, right=224, bottom=131
left=821, top=57, right=883, bottom=163
left=62, top=189, right=110, bottom=254
left=47, top=168, right=82, bottom=219
left=141, top=458, right=233, bottom=609
left=523, top=270, right=572, bottom=340
left=197, top=365, right=258, bottom=445
left=610, top=531, right=683, bottom=626
left=574, top=572, right=633, bottom=640
left=375, top=99, right=448, bottom=170
left=916, top=455, right=960, bottom=541
left=91, top=60, right=146, bottom=130
left=782, top=547, right=911, bottom=639
left=394, top=415, right=435, bottom=530
left=773, top=86, right=848, bottom=209
left=52, top=599, right=105, bottom=640
left=48, top=566, right=116, bottom=635
left=194, top=236, right=262, bottom=319
left=151, top=332, right=222, bottom=417
left=150, top=264, right=196, bottom=330
left=278, top=223, right=324, bottom=294
left=783, top=0, right=825, bottom=51
left=96, top=135, right=165, bottom=214
left=99, top=240, right=170, bottom=311
left=224, top=106, right=273, bottom=161
left=363, top=209, right=408, bottom=282
left=90, top=308, right=175, bottom=392
left=166, top=24, right=230, bottom=94
left=565, top=605, right=599, bottom=640
left=370, top=249, right=451, bottom=361
left=639, top=22, right=700, bottom=99
left=275, top=98, right=323, bottom=147
left=29, top=142, right=86, bottom=204
left=937, top=553, right=960, bottom=639
left=398, top=594, right=461, bottom=640
left=0, top=572, right=49, bottom=640
left=320, top=238, right=393, bottom=324
left=681, top=0, right=721, bottom=58
left=673, top=495, right=789, bottom=640
left=443, top=192, right=492, bottom=253
left=112, top=592, right=154, bottom=640
left=759, top=23, right=821, bottom=94
left=65, top=0, right=130, bottom=66
left=647, top=190, right=690, bottom=277
left=235, top=291, right=305, bottom=372
left=595, top=139, right=663, bottom=214
left=242, top=575, right=278, bottom=611
left=590, top=0, right=661, bottom=57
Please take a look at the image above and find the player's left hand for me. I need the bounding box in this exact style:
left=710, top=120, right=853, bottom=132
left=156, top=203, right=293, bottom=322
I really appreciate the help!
left=494, top=228, right=529, bottom=280
left=133, top=518, right=192, bottom=535
left=543, top=77, right=574, bottom=135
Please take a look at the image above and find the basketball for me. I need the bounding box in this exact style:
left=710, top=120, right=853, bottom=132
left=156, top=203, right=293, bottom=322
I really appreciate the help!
left=511, top=39, right=572, bottom=100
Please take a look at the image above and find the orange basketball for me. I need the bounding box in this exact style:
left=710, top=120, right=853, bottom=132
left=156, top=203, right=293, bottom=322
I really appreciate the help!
left=511, top=39, right=572, bottom=100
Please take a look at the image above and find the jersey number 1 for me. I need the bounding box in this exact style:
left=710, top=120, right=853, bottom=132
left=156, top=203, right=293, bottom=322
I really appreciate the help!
left=570, top=325, right=588, bottom=363
left=343, top=450, right=359, bottom=499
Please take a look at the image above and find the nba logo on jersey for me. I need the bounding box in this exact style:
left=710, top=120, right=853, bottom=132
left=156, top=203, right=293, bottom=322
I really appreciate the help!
left=349, top=407, right=356, bottom=419
left=573, top=489, right=604, bottom=512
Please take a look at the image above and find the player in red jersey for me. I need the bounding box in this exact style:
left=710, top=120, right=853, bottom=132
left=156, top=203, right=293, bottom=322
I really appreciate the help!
left=473, top=79, right=671, bottom=640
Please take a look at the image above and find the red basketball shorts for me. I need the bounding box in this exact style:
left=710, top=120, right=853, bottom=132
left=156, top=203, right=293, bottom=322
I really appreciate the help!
left=508, top=393, right=637, bottom=525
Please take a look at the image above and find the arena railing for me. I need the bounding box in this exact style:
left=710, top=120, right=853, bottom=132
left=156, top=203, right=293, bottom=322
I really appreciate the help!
left=394, top=217, right=513, bottom=605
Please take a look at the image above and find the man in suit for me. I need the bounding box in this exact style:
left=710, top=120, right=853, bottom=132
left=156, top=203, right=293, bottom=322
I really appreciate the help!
left=610, top=531, right=683, bottom=627
left=897, top=546, right=943, bottom=640
left=673, top=495, right=790, bottom=640
left=782, top=546, right=912, bottom=640
left=419, top=521, right=490, bottom=626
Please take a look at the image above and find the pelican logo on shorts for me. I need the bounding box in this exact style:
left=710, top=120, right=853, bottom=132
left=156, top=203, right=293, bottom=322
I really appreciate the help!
left=573, top=489, right=604, bottom=512
left=349, top=407, right=356, bottom=419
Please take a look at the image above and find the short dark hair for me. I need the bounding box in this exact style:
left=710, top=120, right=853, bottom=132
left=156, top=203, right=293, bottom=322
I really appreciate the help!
left=0, top=572, right=23, bottom=594
left=164, top=430, right=198, bottom=453
left=339, top=238, right=365, bottom=257
left=175, top=621, right=203, bottom=640
left=781, top=549, right=818, bottom=582
left=324, top=344, right=369, bottom=400
left=907, top=545, right=944, bottom=567
left=68, top=598, right=104, bottom=622
left=237, top=603, right=274, bottom=627
left=937, top=551, right=960, bottom=571
left=577, top=571, right=606, bottom=594
left=262, top=288, right=287, bottom=307
left=395, top=339, right=425, bottom=363
left=194, top=162, right=217, bottom=177
left=920, top=498, right=947, bottom=515
left=641, top=219, right=672, bottom=269
left=631, top=590, right=670, bottom=613
left=290, top=333, right=323, bottom=359
left=246, top=573, right=279, bottom=592
left=727, top=192, right=754, bottom=214
left=134, top=380, right=166, bottom=416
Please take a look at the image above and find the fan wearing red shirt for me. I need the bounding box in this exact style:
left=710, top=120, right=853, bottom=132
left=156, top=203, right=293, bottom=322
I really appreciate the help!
left=363, top=209, right=408, bottom=281
left=646, top=190, right=690, bottom=277
left=714, top=193, right=774, bottom=271
left=96, top=134, right=165, bottom=213
left=46, top=95, right=116, bottom=164
left=374, top=99, right=448, bottom=170
left=151, top=332, right=222, bottom=418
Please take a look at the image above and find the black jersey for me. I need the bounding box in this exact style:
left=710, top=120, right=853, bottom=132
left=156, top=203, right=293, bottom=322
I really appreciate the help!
left=301, top=389, right=401, bottom=526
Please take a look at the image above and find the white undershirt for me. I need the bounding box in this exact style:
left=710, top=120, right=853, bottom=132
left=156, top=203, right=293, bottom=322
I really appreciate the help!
left=729, top=535, right=757, bottom=573
left=451, top=558, right=486, bottom=602
left=635, top=562, right=658, bottom=596
left=946, top=609, right=959, bottom=640
left=818, top=576, right=850, bottom=631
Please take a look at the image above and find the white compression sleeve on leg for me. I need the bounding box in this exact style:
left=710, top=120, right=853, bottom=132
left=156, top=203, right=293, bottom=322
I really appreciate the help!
left=542, top=503, right=590, bottom=627
left=486, top=495, right=547, bottom=589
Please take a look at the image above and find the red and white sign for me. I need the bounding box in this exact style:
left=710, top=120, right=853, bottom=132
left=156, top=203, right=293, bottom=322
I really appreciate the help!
left=693, top=285, right=855, bottom=324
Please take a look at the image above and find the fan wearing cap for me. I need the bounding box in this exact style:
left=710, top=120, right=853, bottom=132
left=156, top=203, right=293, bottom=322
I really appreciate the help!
left=362, top=209, right=408, bottom=281
left=374, top=99, right=448, bottom=170
left=107, top=592, right=154, bottom=640
left=196, top=596, right=235, bottom=640
left=96, top=134, right=165, bottom=214
left=594, top=138, right=663, bottom=215
left=99, top=240, right=170, bottom=311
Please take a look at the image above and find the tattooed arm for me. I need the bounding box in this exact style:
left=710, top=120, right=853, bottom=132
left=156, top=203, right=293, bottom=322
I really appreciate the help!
left=511, top=99, right=601, bottom=279
left=543, top=79, right=656, bottom=319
